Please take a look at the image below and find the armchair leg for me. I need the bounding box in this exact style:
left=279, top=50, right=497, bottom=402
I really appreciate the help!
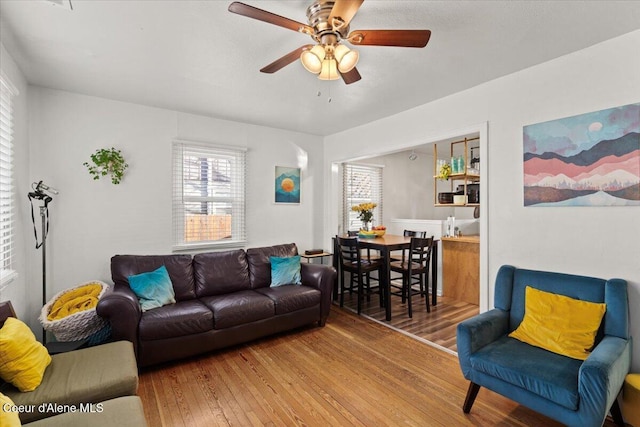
left=610, top=398, right=625, bottom=427
left=463, top=382, right=480, bottom=413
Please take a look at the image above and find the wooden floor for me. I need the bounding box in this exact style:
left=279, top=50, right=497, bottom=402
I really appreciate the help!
left=138, top=308, right=621, bottom=426
left=338, top=284, right=479, bottom=352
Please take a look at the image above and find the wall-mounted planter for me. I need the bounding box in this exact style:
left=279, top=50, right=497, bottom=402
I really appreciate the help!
left=83, top=147, right=128, bottom=184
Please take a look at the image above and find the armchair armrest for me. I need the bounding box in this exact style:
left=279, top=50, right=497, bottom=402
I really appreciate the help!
left=301, top=263, right=337, bottom=326
left=456, top=308, right=510, bottom=377
left=578, top=336, right=631, bottom=422
left=97, top=285, right=142, bottom=357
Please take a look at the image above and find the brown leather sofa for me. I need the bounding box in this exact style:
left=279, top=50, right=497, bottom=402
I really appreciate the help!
left=97, top=243, right=336, bottom=367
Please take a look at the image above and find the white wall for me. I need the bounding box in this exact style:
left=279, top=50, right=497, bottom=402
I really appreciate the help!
left=324, top=30, right=640, bottom=370
left=0, top=43, right=32, bottom=327
left=25, top=88, right=323, bottom=338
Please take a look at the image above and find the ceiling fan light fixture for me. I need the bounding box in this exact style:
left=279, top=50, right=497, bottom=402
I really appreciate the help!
left=300, top=44, right=326, bottom=74
left=318, top=58, right=340, bottom=80
left=334, top=44, right=359, bottom=73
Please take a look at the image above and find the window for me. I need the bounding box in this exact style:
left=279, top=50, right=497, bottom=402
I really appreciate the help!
left=342, top=163, right=383, bottom=232
left=0, top=72, right=17, bottom=286
left=172, top=140, right=246, bottom=250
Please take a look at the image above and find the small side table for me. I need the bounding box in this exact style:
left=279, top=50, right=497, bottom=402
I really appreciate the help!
left=300, top=252, right=332, bottom=264
left=46, top=339, right=89, bottom=355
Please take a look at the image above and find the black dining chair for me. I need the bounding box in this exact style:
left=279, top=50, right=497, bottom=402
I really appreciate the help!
left=336, top=236, right=384, bottom=314
left=389, top=236, right=434, bottom=317
left=390, top=229, right=427, bottom=262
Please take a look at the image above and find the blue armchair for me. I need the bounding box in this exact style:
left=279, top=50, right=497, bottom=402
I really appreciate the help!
left=457, top=265, right=631, bottom=427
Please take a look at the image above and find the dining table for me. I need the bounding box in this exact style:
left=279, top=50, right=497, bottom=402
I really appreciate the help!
left=333, top=234, right=439, bottom=321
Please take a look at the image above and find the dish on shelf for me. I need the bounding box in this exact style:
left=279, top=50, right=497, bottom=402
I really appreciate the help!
left=453, top=195, right=467, bottom=204
left=438, top=192, right=455, bottom=204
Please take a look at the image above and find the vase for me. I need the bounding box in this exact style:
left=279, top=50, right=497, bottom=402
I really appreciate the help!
left=361, top=221, right=372, bottom=231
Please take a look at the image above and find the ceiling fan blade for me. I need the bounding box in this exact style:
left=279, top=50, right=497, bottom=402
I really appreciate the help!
left=329, top=0, right=364, bottom=29
left=340, top=67, right=361, bottom=85
left=228, top=2, right=313, bottom=34
left=348, top=29, right=431, bottom=47
left=260, top=45, right=314, bottom=74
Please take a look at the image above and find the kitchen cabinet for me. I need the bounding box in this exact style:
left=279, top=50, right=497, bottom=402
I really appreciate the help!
left=433, top=137, right=480, bottom=207
left=442, top=235, right=479, bottom=305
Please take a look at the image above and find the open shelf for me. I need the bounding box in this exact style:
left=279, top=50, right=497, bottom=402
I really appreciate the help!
left=434, top=137, right=480, bottom=207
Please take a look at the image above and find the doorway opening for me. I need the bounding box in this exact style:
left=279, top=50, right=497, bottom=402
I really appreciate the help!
left=327, top=123, right=488, bottom=352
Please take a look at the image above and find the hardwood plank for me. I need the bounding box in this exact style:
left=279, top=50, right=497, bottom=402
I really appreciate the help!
left=138, top=308, right=619, bottom=426
left=341, top=290, right=479, bottom=353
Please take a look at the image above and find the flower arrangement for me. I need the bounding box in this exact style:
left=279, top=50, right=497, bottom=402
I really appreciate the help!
left=351, top=202, right=377, bottom=223
left=437, top=162, right=451, bottom=180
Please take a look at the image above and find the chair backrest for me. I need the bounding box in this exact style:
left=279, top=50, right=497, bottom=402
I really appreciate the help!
left=404, top=229, right=427, bottom=238
left=494, top=265, right=629, bottom=341
left=406, top=236, right=434, bottom=270
left=336, top=236, right=360, bottom=266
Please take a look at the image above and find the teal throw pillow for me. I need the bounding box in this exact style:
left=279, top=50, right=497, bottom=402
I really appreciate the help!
left=128, top=265, right=176, bottom=311
left=270, top=255, right=302, bottom=287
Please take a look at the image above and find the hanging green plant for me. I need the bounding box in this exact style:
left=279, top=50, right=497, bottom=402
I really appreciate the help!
left=83, top=147, right=129, bottom=184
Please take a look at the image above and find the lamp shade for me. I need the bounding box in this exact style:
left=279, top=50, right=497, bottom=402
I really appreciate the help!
left=318, top=58, right=340, bottom=80
left=334, top=44, right=359, bottom=73
left=300, top=45, right=326, bottom=74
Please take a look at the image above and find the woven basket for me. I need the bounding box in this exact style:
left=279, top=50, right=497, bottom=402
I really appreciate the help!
left=39, top=281, right=109, bottom=342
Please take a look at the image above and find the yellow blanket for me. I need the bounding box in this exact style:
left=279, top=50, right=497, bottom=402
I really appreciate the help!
left=47, top=283, right=103, bottom=321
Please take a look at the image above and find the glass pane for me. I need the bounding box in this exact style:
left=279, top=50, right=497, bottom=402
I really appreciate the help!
left=183, top=201, right=233, bottom=242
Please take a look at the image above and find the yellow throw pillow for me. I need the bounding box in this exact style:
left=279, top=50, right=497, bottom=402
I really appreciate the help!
left=0, top=392, right=21, bottom=427
left=0, top=317, right=52, bottom=392
left=509, top=286, right=606, bottom=360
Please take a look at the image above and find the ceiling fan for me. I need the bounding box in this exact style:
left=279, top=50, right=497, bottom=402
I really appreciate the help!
left=228, top=0, right=431, bottom=85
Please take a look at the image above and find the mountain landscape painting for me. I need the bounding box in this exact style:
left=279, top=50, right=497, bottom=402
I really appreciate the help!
left=523, top=103, right=640, bottom=206
left=275, top=166, right=301, bottom=204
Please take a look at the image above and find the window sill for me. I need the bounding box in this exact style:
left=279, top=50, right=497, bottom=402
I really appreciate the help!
left=0, top=270, right=18, bottom=291
left=172, top=240, right=247, bottom=253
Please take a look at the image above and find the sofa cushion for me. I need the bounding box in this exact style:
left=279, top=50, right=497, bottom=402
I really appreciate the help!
left=509, top=269, right=606, bottom=331
left=270, top=255, right=302, bottom=287
left=0, top=317, right=51, bottom=392
left=138, top=300, right=213, bottom=340
left=246, top=243, right=298, bottom=289
left=509, top=286, right=606, bottom=360
left=470, top=335, right=582, bottom=410
left=193, top=250, right=251, bottom=297
left=24, top=396, right=147, bottom=427
left=256, top=285, right=320, bottom=315
left=5, top=341, right=138, bottom=424
left=128, top=265, right=176, bottom=311
left=0, top=392, right=20, bottom=427
left=200, top=291, right=275, bottom=329
left=111, top=254, right=196, bottom=301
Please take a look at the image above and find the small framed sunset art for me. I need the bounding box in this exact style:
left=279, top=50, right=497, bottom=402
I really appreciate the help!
left=275, top=166, right=301, bottom=204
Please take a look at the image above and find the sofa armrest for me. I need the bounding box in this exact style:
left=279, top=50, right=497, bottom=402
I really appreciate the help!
left=456, top=308, right=510, bottom=378
left=301, top=263, right=337, bottom=326
left=578, top=336, right=631, bottom=423
left=97, top=285, right=141, bottom=357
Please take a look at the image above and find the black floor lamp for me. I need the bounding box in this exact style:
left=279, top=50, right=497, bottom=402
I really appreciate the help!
left=28, top=180, right=58, bottom=344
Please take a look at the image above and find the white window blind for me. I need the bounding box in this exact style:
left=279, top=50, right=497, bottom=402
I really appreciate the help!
left=172, top=140, right=246, bottom=250
left=342, top=163, right=383, bottom=232
left=0, top=72, right=17, bottom=286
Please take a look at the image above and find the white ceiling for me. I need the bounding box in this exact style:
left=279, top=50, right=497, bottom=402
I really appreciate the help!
left=1, top=0, right=639, bottom=136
